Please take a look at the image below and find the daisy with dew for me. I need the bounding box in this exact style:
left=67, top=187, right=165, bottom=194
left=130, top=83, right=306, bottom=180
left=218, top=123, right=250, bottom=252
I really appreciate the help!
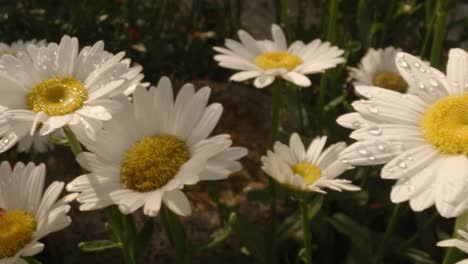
left=67, top=78, right=247, bottom=217
left=0, top=35, right=145, bottom=153
left=214, top=24, right=345, bottom=88
left=337, top=48, right=468, bottom=218
left=348, top=47, right=415, bottom=94
left=0, top=40, right=53, bottom=154
left=262, top=133, right=360, bottom=193
left=0, top=161, right=75, bottom=264
left=438, top=226, right=468, bottom=264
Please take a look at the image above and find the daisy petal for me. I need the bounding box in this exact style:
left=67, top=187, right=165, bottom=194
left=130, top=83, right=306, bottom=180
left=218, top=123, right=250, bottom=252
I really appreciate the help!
left=163, top=189, right=192, bottom=216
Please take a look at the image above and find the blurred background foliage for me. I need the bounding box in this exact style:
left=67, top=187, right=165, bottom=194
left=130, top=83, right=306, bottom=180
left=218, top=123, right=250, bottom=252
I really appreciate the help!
left=0, top=0, right=467, bottom=263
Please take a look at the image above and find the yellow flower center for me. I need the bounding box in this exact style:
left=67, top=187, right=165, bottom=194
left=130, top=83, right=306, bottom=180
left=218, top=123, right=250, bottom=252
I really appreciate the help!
left=120, top=135, right=191, bottom=193
left=254, top=51, right=303, bottom=71
left=420, top=93, right=468, bottom=155
left=0, top=210, right=37, bottom=258
left=372, top=71, right=408, bottom=93
left=27, top=77, right=88, bottom=116
left=292, top=162, right=321, bottom=185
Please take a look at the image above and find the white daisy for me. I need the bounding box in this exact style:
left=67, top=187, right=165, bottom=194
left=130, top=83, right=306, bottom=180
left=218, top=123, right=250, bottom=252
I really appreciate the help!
left=438, top=228, right=468, bottom=264
left=348, top=47, right=416, bottom=94
left=0, top=161, right=76, bottom=264
left=261, top=133, right=360, bottom=193
left=0, top=35, right=145, bottom=153
left=0, top=39, right=46, bottom=57
left=337, top=48, right=468, bottom=218
left=213, top=24, right=345, bottom=88
left=66, top=77, right=248, bottom=217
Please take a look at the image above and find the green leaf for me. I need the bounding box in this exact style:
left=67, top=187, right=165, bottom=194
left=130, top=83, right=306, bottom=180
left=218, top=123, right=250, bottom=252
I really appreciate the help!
left=306, top=195, right=325, bottom=220
left=232, top=212, right=266, bottom=263
left=196, top=213, right=236, bottom=251
left=78, top=240, right=121, bottom=252
left=327, top=213, right=373, bottom=255
left=48, top=133, right=69, bottom=146
left=277, top=211, right=302, bottom=242
left=404, top=248, right=438, bottom=264
left=369, top=23, right=385, bottom=39
left=324, top=91, right=349, bottom=112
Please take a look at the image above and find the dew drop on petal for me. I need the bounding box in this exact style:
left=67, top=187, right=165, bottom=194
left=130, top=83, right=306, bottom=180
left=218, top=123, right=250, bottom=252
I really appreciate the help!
left=358, top=148, right=368, bottom=156
left=369, top=127, right=383, bottom=135
left=397, top=59, right=408, bottom=68
left=368, top=105, right=379, bottom=114
left=352, top=121, right=361, bottom=129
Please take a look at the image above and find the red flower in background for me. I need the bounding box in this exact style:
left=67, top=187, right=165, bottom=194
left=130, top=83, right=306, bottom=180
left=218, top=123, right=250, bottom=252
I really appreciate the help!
left=128, top=27, right=138, bottom=42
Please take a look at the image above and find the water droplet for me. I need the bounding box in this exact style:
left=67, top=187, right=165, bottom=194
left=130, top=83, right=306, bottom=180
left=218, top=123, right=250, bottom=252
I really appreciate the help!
left=407, top=184, right=415, bottom=193
left=429, top=79, right=439, bottom=87
left=368, top=156, right=376, bottom=161
left=369, top=127, right=382, bottom=135
left=377, top=145, right=385, bottom=151
left=351, top=121, right=361, bottom=129
left=368, top=105, right=379, bottom=114
left=418, top=82, right=425, bottom=89
left=358, top=149, right=368, bottom=156
left=407, top=155, right=414, bottom=161
left=413, top=62, right=420, bottom=68
left=398, top=162, right=407, bottom=169
left=397, top=59, right=408, bottom=68
left=419, top=68, right=426, bottom=73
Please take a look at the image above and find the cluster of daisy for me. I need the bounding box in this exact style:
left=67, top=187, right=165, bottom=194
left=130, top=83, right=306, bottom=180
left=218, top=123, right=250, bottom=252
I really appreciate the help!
left=216, top=24, right=468, bottom=261
left=0, top=21, right=466, bottom=263
left=0, top=37, right=246, bottom=263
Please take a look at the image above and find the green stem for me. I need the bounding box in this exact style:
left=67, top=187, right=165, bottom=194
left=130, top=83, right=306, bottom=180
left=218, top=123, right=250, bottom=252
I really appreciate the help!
left=379, top=0, right=395, bottom=46
left=62, top=126, right=82, bottom=156
left=318, top=0, right=339, bottom=115
left=300, top=199, right=312, bottom=264
left=430, top=0, right=448, bottom=67
left=63, top=127, right=138, bottom=264
left=374, top=203, right=403, bottom=264
left=280, top=0, right=289, bottom=39
left=420, top=0, right=436, bottom=58
left=296, top=88, right=305, bottom=134
left=269, top=81, right=282, bottom=147
left=161, top=204, right=189, bottom=264
left=106, top=207, right=137, bottom=264
left=266, top=81, right=282, bottom=264
left=442, top=211, right=468, bottom=264
left=325, top=0, right=339, bottom=44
